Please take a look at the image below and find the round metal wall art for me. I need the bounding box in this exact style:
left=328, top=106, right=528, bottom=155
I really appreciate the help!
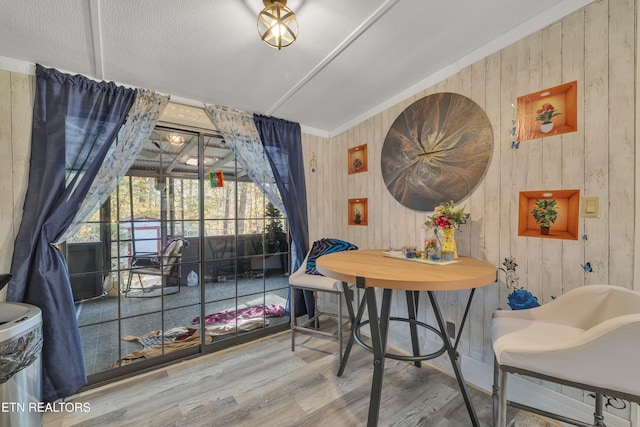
left=381, top=92, right=493, bottom=211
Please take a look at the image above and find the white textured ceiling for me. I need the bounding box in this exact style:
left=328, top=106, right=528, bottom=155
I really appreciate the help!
left=0, top=0, right=593, bottom=136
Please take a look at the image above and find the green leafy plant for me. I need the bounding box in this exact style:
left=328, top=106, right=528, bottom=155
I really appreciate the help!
left=531, top=198, right=558, bottom=228
left=354, top=208, right=361, bottom=223
left=265, top=202, right=286, bottom=253
left=535, top=103, right=561, bottom=124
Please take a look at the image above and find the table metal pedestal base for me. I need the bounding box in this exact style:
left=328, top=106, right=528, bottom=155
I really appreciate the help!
left=339, top=276, right=479, bottom=427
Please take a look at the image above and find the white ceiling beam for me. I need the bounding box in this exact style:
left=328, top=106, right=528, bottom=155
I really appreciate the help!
left=265, top=0, right=402, bottom=117
left=88, top=0, right=104, bottom=79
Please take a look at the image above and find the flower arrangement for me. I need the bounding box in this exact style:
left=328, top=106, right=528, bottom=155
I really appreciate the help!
left=535, top=103, right=561, bottom=124
left=424, top=200, right=470, bottom=229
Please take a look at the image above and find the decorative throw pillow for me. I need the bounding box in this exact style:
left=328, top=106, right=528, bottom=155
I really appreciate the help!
left=305, top=238, right=358, bottom=275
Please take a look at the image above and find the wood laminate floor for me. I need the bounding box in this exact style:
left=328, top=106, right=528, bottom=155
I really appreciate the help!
left=43, top=326, right=557, bottom=427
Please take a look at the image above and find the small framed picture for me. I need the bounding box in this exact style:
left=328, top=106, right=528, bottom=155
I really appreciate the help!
left=517, top=81, right=577, bottom=142
left=517, top=189, right=580, bottom=240
left=348, top=144, right=368, bottom=174
left=348, top=198, right=368, bottom=226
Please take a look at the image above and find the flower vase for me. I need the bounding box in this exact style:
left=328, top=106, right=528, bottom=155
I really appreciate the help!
left=540, top=122, right=554, bottom=134
left=441, top=228, right=457, bottom=259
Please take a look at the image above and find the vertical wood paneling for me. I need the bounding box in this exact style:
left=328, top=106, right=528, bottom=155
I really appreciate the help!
left=344, top=127, right=356, bottom=244
left=523, top=31, right=545, bottom=304
left=456, top=67, right=474, bottom=355
left=483, top=51, right=503, bottom=364
left=367, top=114, right=385, bottom=248
left=380, top=107, right=392, bottom=247
left=540, top=21, right=565, bottom=305
left=361, top=117, right=373, bottom=250
left=0, top=70, right=13, bottom=282
left=301, top=134, right=313, bottom=239
left=387, top=101, right=407, bottom=250
left=305, top=134, right=319, bottom=241
left=434, top=74, right=463, bottom=355
left=468, top=59, right=488, bottom=362
left=457, top=67, right=473, bottom=260
left=308, top=133, right=319, bottom=241
left=499, top=42, right=518, bottom=308
left=335, top=132, right=347, bottom=240
left=584, top=0, right=609, bottom=286
left=0, top=71, right=33, bottom=301
left=608, top=0, right=635, bottom=287
left=559, top=9, right=590, bottom=402
left=300, top=0, right=632, bottom=406
left=561, top=10, right=586, bottom=298
left=10, top=73, right=32, bottom=234
left=518, top=31, right=548, bottom=306
left=372, top=114, right=383, bottom=248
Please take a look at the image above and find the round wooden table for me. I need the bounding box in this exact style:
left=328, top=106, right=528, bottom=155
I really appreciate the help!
left=317, top=249, right=497, bottom=427
left=316, top=249, right=497, bottom=290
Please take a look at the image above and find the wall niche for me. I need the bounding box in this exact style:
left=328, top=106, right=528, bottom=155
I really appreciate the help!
left=518, top=190, right=580, bottom=240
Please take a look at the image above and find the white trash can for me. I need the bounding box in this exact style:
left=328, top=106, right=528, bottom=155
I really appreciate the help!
left=0, top=302, right=43, bottom=427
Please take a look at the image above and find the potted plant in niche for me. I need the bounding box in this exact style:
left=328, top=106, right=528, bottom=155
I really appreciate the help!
left=354, top=208, right=362, bottom=224
left=531, top=198, right=558, bottom=235
left=535, top=103, right=561, bottom=134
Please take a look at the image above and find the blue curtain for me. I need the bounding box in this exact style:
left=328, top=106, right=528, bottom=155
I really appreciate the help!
left=253, top=114, right=312, bottom=318
left=7, top=65, right=136, bottom=402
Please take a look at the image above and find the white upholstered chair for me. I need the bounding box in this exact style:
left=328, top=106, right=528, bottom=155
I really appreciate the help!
left=289, top=252, right=355, bottom=362
left=491, top=284, right=640, bottom=427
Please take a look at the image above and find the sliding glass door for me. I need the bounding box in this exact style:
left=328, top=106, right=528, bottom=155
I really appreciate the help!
left=67, top=126, right=290, bottom=384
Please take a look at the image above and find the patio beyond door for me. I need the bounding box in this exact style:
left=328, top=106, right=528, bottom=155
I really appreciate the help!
left=69, top=128, right=290, bottom=383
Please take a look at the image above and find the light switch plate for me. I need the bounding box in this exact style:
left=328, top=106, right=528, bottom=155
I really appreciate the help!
left=582, top=196, right=600, bottom=218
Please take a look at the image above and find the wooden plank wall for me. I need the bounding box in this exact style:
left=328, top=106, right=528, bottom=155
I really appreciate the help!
left=0, top=70, right=33, bottom=301
left=302, top=0, right=635, bottom=414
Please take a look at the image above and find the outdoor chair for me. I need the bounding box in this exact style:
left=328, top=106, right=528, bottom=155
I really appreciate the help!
left=125, top=237, right=188, bottom=297
left=491, top=284, right=640, bottom=427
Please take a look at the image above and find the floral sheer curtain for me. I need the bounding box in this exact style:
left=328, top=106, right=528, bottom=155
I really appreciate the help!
left=63, top=89, right=170, bottom=240
left=206, top=105, right=312, bottom=319
left=204, top=104, right=285, bottom=213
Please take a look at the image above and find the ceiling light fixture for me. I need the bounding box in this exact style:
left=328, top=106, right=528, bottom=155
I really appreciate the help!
left=168, top=133, right=185, bottom=146
left=257, top=0, right=298, bottom=50
left=185, top=157, right=198, bottom=166
left=185, top=156, right=217, bottom=166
